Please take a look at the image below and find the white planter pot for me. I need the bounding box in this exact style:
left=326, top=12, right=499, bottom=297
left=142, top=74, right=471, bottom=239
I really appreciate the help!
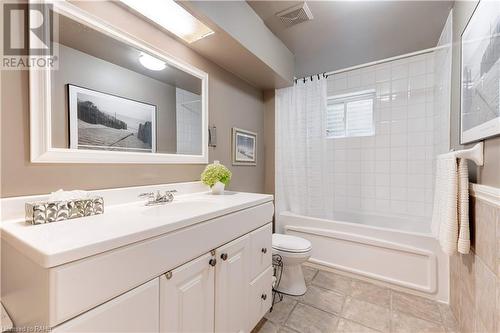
left=211, top=182, right=225, bottom=195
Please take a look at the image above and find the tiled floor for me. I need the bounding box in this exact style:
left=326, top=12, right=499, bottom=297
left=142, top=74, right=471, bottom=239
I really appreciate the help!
left=253, top=265, right=458, bottom=333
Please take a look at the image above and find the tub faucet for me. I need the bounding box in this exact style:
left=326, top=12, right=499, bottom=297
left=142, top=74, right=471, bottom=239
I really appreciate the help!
left=139, top=190, right=177, bottom=206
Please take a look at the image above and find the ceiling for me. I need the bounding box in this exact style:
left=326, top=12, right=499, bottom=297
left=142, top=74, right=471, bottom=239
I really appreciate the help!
left=248, top=1, right=453, bottom=78
left=56, top=13, right=202, bottom=94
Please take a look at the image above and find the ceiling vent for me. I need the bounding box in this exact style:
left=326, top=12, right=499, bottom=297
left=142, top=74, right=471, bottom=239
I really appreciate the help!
left=276, top=2, right=314, bottom=28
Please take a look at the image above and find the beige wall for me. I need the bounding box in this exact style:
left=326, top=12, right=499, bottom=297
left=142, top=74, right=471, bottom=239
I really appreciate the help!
left=263, top=90, right=275, bottom=195
left=0, top=1, right=265, bottom=197
left=450, top=1, right=500, bottom=188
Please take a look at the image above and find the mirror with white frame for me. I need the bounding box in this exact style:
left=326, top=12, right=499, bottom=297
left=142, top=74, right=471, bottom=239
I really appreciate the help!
left=30, top=2, right=208, bottom=164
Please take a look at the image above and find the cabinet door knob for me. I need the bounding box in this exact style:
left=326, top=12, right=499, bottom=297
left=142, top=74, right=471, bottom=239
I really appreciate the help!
left=209, top=258, right=217, bottom=266
left=261, top=248, right=267, bottom=254
left=261, top=294, right=267, bottom=300
left=220, top=253, right=228, bottom=261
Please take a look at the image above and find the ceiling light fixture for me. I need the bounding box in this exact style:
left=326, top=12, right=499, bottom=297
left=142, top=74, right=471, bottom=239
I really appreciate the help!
left=139, top=52, right=166, bottom=71
left=120, top=0, right=214, bottom=43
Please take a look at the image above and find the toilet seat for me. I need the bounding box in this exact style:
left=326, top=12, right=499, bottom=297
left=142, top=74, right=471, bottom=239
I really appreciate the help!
left=272, top=234, right=312, bottom=253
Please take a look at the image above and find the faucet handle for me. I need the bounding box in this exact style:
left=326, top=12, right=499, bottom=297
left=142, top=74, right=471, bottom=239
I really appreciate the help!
left=138, top=192, right=155, bottom=198
left=164, top=189, right=177, bottom=202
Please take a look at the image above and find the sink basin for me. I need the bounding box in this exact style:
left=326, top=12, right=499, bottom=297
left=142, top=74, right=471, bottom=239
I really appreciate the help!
left=140, top=200, right=216, bottom=217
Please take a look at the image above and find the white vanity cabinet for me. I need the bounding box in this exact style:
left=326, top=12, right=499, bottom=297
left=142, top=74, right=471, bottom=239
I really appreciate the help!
left=52, top=222, right=272, bottom=333
left=214, top=224, right=273, bottom=332
left=1, top=191, right=274, bottom=333
left=160, top=223, right=273, bottom=333
left=247, top=224, right=273, bottom=330
left=215, top=234, right=251, bottom=333
left=159, top=253, right=215, bottom=333
left=52, top=279, right=160, bottom=333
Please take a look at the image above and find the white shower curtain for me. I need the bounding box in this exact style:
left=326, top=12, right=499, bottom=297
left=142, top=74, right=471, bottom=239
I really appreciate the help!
left=275, top=79, right=328, bottom=223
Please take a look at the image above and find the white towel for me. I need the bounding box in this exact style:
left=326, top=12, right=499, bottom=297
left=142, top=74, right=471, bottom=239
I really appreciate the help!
left=457, top=159, right=470, bottom=254
left=431, top=156, right=470, bottom=255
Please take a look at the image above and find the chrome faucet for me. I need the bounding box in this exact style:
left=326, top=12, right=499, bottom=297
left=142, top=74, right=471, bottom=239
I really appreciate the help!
left=139, top=190, right=177, bottom=206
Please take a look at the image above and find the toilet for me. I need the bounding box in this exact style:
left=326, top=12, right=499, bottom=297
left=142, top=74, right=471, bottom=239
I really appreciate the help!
left=272, top=233, right=312, bottom=296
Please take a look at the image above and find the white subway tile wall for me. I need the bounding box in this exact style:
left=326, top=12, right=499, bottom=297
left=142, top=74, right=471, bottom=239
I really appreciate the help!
left=326, top=50, right=448, bottom=222
left=433, top=11, right=452, bottom=158
left=176, top=88, right=202, bottom=155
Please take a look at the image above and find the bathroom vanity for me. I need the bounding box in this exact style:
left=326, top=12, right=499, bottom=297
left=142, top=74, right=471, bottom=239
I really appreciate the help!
left=1, top=183, right=274, bottom=332
left=3, top=2, right=275, bottom=331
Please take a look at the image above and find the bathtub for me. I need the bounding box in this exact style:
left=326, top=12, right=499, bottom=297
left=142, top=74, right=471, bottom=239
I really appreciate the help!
left=278, top=211, right=449, bottom=302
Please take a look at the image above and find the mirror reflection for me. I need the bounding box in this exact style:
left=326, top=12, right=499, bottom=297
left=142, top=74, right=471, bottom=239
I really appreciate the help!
left=50, top=13, right=203, bottom=155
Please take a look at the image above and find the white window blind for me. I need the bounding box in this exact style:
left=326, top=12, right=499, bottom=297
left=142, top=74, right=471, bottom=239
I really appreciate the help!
left=326, top=103, right=345, bottom=138
left=326, top=90, right=375, bottom=138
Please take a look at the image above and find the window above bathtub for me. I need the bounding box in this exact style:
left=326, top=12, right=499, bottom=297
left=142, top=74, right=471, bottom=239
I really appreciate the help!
left=326, top=90, right=375, bottom=139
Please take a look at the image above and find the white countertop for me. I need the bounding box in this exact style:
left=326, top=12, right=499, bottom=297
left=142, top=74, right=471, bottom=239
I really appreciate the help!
left=1, top=191, right=273, bottom=268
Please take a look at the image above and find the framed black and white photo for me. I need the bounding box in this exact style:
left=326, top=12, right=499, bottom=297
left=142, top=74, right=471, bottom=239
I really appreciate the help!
left=232, top=128, right=257, bottom=166
left=68, top=85, right=156, bottom=153
left=460, top=0, right=500, bottom=144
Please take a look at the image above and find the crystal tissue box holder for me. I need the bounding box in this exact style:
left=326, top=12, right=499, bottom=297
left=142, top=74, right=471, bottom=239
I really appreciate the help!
left=25, top=197, right=104, bottom=225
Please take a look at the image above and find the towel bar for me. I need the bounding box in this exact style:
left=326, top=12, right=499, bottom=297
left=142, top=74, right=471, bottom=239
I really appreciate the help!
left=444, top=142, right=484, bottom=166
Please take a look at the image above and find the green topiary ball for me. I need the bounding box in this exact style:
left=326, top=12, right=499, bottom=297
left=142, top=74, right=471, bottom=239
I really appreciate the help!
left=201, top=161, right=232, bottom=187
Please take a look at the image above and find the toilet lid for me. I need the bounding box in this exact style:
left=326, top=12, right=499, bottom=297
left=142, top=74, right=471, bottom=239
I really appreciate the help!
left=272, top=234, right=312, bottom=253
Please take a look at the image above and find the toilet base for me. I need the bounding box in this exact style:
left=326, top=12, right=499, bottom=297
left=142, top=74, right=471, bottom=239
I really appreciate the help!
left=275, top=263, right=307, bottom=296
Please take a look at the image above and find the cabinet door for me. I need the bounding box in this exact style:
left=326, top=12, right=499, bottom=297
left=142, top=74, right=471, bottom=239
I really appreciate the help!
left=248, top=266, right=273, bottom=331
left=160, top=253, right=215, bottom=333
left=215, top=235, right=250, bottom=333
left=52, top=278, right=159, bottom=333
left=249, top=223, right=272, bottom=280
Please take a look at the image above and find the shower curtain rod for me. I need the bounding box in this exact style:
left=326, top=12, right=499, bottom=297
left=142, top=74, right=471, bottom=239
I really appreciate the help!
left=294, top=44, right=445, bottom=84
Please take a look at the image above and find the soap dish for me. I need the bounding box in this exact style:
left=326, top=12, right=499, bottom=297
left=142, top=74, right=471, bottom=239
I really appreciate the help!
left=25, top=197, right=104, bottom=225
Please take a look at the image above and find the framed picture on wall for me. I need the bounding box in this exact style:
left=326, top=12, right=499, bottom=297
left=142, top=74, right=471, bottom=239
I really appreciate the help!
left=460, top=0, right=500, bottom=144
left=232, top=128, right=257, bottom=166
left=68, top=84, right=157, bottom=153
